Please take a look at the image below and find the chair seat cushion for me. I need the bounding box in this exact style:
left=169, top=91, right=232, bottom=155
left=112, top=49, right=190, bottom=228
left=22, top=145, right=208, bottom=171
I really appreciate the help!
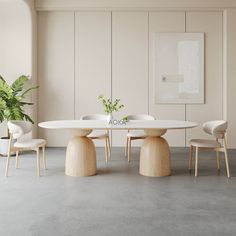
left=88, top=130, right=108, bottom=139
left=14, top=139, right=46, bottom=148
left=127, top=131, right=147, bottom=138
left=189, top=139, right=221, bottom=148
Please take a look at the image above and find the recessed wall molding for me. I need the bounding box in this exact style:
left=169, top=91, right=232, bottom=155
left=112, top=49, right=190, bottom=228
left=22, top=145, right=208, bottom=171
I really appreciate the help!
left=35, top=0, right=236, bottom=11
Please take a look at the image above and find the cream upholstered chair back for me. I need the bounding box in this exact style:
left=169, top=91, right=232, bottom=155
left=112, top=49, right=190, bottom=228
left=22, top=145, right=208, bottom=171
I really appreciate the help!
left=126, top=114, right=155, bottom=121
left=6, top=120, right=46, bottom=177
left=189, top=120, right=230, bottom=177
left=203, top=120, right=228, bottom=139
left=80, top=114, right=108, bottom=121
left=7, top=120, right=32, bottom=141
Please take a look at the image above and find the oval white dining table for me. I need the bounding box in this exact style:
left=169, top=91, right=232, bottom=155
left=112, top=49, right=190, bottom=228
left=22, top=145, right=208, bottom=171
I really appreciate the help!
left=38, top=120, right=197, bottom=177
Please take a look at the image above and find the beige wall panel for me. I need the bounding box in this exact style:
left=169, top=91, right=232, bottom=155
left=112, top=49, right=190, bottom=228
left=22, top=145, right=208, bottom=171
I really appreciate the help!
left=112, top=12, right=148, bottom=146
left=75, top=12, right=111, bottom=147
left=38, top=12, right=74, bottom=146
left=186, top=12, right=223, bottom=144
left=75, top=12, right=111, bottom=117
left=149, top=12, right=186, bottom=146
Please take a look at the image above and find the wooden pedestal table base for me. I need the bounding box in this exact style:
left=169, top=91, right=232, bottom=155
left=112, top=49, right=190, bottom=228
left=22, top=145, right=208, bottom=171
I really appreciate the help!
left=65, top=129, right=96, bottom=177
left=140, top=129, right=171, bottom=177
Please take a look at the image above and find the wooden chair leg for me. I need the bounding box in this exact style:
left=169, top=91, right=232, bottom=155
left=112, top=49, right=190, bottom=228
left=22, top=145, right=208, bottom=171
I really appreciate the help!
left=36, top=148, right=40, bottom=176
left=125, top=137, right=128, bottom=157
left=189, top=145, right=193, bottom=172
left=128, top=137, right=131, bottom=162
left=108, top=136, right=111, bottom=157
left=5, top=134, right=13, bottom=177
left=15, top=151, right=19, bottom=169
left=223, top=138, right=230, bottom=178
left=42, top=146, right=46, bottom=170
left=216, top=151, right=220, bottom=174
left=5, top=152, right=11, bottom=177
left=195, top=147, right=199, bottom=177
left=105, top=138, right=108, bottom=163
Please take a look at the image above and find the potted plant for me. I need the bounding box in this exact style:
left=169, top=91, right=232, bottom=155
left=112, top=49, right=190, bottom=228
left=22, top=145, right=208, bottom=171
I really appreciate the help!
left=98, top=95, right=124, bottom=124
left=0, top=75, right=38, bottom=156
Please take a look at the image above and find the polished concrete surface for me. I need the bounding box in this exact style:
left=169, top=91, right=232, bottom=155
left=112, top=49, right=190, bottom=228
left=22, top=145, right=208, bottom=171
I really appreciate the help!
left=0, top=147, right=235, bottom=236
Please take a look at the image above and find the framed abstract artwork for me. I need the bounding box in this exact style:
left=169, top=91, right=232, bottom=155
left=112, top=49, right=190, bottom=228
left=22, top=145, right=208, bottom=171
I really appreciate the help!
left=154, top=33, right=204, bottom=104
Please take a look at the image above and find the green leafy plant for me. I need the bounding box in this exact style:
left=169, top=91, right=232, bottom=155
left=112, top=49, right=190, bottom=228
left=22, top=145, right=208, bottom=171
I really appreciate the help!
left=0, top=75, right=38, bottom=126
left=122, top=116, right=128, bottom=122
left=98, top=94, right=124, bottom=114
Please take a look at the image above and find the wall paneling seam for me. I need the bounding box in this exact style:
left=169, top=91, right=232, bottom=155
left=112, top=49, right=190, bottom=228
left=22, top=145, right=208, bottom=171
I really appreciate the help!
left=111, top=11, right=113, bottom=102
left=147, top=11, right=150, bottom=115
left=221, top=11, right=224, bottom=120
left=111, top=11, right=113, bottom=145
left=73, top=11, right=76, bottom=119
left=184, top=11, right=187, bottom=147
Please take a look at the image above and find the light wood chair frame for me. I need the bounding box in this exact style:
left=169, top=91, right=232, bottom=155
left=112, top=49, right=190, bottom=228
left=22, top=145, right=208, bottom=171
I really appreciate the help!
left=5, top=132, right=46, bottom=177
left=124, top=114, right=155, bottom=162
left=89, top=130, right=111, bottom=163
left=189, top=134, right=230, bottom=178
left=125, top=133, right=146, bottom=162
left=80, top=114, right=111, bottom=163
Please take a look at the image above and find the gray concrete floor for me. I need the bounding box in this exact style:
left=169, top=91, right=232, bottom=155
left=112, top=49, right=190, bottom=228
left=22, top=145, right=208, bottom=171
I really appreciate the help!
left=0, top=147, right=236, bottom=236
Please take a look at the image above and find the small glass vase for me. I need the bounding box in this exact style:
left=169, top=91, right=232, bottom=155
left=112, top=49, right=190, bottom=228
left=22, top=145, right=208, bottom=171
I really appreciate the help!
left=107, top=114, right=113, bottom=124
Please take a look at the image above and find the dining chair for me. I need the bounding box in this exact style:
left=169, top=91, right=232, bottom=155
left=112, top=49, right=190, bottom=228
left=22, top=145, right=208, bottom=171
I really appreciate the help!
left=80, top=114, right=111, bottom=162
left=189, top=120, right=230, bottom=178
left=125, top=114, right=155, bottom=162
left=5, top=120, right=47, bottom=177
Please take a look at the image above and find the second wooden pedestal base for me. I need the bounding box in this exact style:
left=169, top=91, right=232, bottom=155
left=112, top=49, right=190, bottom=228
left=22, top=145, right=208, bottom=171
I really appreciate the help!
left=139, top=136, right=171, bottom=177
left=65, top=136, right=96, bottom=177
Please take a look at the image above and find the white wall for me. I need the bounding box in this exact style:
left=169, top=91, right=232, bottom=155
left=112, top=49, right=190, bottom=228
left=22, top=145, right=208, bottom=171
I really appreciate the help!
left=74, top=12, right=111, bottom=120
left=1, top=1, right=236, bottom=148
left=38, top=12, right=75, bottom=146
left=0, top=0, right=36, bottom=137
left=37, top=10, right=225, bottom=147
left=35, top=1, right=236, bottom=148
left=112, top=12, right=148, bottom=146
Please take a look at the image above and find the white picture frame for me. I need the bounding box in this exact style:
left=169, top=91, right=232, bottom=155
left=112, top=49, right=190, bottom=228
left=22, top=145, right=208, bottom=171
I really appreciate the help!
left=154, top=33, right=204, bottom=104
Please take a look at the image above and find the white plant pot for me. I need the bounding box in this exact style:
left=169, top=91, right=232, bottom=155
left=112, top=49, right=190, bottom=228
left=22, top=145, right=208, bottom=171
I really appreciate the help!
left=107, top=114, right=113, bottom=124
left=0, top=137, right=16, bottom=156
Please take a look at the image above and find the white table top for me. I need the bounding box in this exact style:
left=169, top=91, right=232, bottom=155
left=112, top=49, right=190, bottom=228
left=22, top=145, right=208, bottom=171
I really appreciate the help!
left=38, top=120, right=198, bottom=130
